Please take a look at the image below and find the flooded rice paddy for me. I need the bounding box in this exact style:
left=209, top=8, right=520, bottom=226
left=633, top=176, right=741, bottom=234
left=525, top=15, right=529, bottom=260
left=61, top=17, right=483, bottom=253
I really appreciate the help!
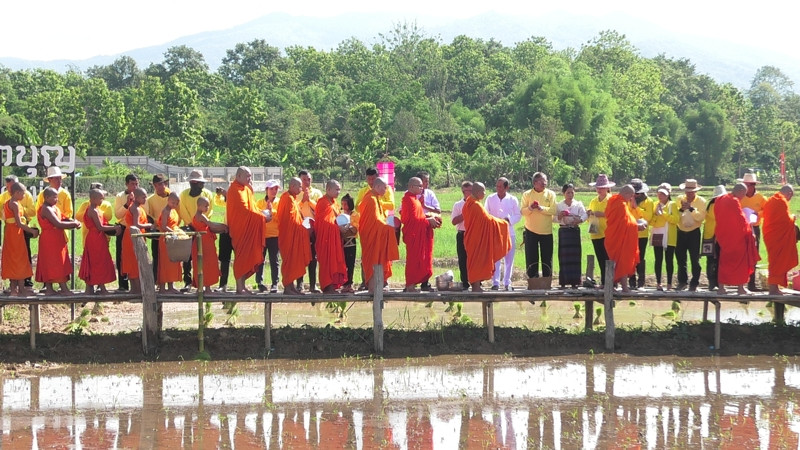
left=4, top=354, right=800, bottom=448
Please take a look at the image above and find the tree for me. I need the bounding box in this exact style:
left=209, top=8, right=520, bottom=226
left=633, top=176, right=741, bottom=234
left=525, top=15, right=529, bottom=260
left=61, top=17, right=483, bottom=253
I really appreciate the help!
left=145, top=46, right=209, bottom=81
left=219, top=39, right=282, bottom=85
left=347, top=102, right=387, bottom=174
left=80, top=77, right=127, bottom=154
left=86, top=56, right=141, bottom=90
left=684, top=101, right=735, bottom=183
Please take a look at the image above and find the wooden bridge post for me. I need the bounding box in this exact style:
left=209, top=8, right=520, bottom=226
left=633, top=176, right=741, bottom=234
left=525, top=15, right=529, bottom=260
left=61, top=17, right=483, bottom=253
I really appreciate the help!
left=372, top=264, right=384, bottom=353
left=131, top=228, right=159, bottom=356
left=585, top=255, right=595, bottom=330
left=604, top=260, right=615, bottom=351
left=775, top=302, right=786, bottom=325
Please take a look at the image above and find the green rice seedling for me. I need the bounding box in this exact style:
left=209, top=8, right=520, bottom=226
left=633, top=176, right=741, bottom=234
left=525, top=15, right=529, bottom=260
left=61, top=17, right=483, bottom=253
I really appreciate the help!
left=593, top=307, right=603, bottom=326
left=671, top=301, right=681, bottom=312
left=573, top=302, right=583, bottom=319
left=64, top=308, right=92, bottom=335
left=628, top=301, right=637, bottom=307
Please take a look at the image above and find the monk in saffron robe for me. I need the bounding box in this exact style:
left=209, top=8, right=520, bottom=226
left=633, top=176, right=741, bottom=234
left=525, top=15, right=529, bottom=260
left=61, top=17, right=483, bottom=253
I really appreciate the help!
left=2, top=182, right=39, bottom=296
left=226, top=167, right=267, bottom=295
left=715, top=183, right=760, bottom=295
left=192, top=197, right=227, bottom=293
left=463, top=182, right=511, bottom=292
left=121, top=188, right=152, bottom=294
left=157, top=192, right=183, bottom=293
left=36, top=187, right=81, bottom=295
left=314, top=180, right=348, bottom=294
left=402, top=177, right=441, bottom=292
left=358, top=177, right=400, bottom=293
left=604, top=185, right=641, bottom=292
left=278, top=177, right=312, bottom=295
left=763, top=185, right=798, bottom=295
left=79, top=189, right=121, bottom=295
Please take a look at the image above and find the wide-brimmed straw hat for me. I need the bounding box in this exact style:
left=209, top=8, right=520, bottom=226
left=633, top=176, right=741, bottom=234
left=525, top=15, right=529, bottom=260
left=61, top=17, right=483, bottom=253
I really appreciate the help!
left=737, top=173, right=759, bottom=184
left=630, top=178, right=649, bottom=194
left=45, top=166, right=67, bottom=179
left=712, top=185, right=727, bottom=198
left=679, top=179, right=702, bottom=192
left=187, top=169, right=208, bottom=183
left=589, top=174, right=616, bottom=189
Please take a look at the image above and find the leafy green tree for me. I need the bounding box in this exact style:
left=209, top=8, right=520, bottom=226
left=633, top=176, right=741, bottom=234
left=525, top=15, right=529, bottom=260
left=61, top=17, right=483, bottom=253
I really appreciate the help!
left=684, top=101, right=735, bottom=182
left=80, top=77, right=127, bottom=154
left=86, top=56, right=142, bottom=91
left=220, top=39, right=282, bottom=85
left=347, top=102, right=387, bottom=175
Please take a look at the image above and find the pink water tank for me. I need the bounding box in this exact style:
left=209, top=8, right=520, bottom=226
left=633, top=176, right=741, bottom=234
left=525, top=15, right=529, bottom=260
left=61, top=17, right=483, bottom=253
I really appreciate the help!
left=377, top=160, right=395, bottom=188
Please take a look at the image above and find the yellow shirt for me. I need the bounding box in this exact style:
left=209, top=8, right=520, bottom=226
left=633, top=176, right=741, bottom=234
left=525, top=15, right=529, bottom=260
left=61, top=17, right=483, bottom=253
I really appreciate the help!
left=298, top=187, right=322, bottom=219
left=671, top=194, right=706, bottom=232
left=36, top=187, right=73, bottom=219
left=145, top=189, right=171, bottom=221
left=587, top=195, right=610, bottom=239
left=0, top=190, right=35, bottom=221
left=255, top=196, right=280, bottom=238
left=633, top=196, right=655, bottom=238
left=114, top=190, right=133, bottom=222
left=703, top=199, right=717, bottom=239
left=355, top=184, right=395, bottom=212
left=520, top=188, right=557, bottom=235
left=740, top=192, right=767, bottom=226
left=213, top=193, right=227, bottom=225
left=178, top=188, right=214, bottom=226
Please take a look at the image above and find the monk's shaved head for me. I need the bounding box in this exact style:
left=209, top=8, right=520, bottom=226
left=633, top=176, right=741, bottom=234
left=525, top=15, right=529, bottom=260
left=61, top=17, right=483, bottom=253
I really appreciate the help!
left=732, top=183, right=747, bottom=198
left=236, top=166, right=252, bottom=184
left=43, top=187, right=58, bottom=199
left=168, top=192, right=180, bottom=202
left=133, top=187, right=147, bottom=197
left=326, top=180, right=341, bottom=198
left=288, top=177, right=302, bottom=195
left=196, top=196, right=210, bottom=207
left=407, top=177, right=422, bottom=189
left=326, top=180, right=341, bottom=190
left=472, top=182, right=486, bottom=200
left=10, top=182, right=25, bottom=194
left=781, top=184, right=794, bottom=200
left=89, top=189, right=105, bottom=201
left=619, top=184, right=635, bottom=200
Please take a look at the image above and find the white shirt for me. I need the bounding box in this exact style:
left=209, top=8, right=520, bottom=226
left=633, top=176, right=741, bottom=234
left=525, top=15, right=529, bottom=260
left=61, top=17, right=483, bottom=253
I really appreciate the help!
left=452, top=198, right=466, bottom=232
left=555, top=200, right=588, bottom=226
left=399, top=188, right=441, bottom=213
left=484, top=192, right=522, bottom=236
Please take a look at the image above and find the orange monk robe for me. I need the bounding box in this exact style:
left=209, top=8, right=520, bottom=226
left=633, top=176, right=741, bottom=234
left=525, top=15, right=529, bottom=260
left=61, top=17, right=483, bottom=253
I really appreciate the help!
left=714, top=194, right=759, bottom=285
left=1, top=202, right=33, bottom=280
left=35, top=205, right=72, bottom=283
left=121, top=206, right=148, bottom=279
left=277, top=191, right=312, bottom=286
left=401, top=191, right=434, bottom=285
left=462, top=196, right=511, bottom=284
left=78, top=207, right=116, bottom=285
left=314, top=196, right=347, bottom=289
left=358, top=190, right=400, bottom=283
left=226, top=179, right=266, bottom=280
left=604, top=194, right=640, bottom=283
left=763, top=192, right=798, bottom=286
left=157, top=208, right=183, bottom=283
left=191, top=216, right=221, bottom=288
left=75, top=199, right=113, bottom=242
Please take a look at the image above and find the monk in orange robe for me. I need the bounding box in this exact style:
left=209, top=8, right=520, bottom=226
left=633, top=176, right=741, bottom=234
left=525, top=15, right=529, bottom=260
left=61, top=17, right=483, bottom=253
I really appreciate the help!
left=402, top=177, right=441, bottom=292
left=192, top=197, right=227, bottom=293
left=763, top=185, right=798, bottom=295
left=358, top=177, right=400, bottom=293
left=604, top=185, right=641, bottom=292
left=715, top=183, right=760, bottom=295
left=278, top=177, right=312, bottom=294
left=157, top=192, right=183, bottom=293
left=36, top=187, right=82, bottom=295
left=226, top=166, right=267, bottom=295
left=121, top=188, right=152, bottom=294
left=78, top=188, right=121, bottom=294
left=463, top=182, right=511, bottom=292
left=2, top=182, right=39, bottom=296
left=314, top=180, right=348, bottom=293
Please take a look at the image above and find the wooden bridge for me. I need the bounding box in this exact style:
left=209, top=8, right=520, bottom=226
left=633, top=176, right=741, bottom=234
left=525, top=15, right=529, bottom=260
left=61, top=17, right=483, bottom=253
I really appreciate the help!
left=3, top=228, right=798, bottom=356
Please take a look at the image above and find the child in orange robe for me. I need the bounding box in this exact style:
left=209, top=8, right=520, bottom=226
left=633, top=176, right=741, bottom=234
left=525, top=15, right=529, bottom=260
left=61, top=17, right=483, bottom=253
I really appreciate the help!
left=36, top=187, right=82, bottom=295
left=79, top=189, right=121, bottom=295
left=122, top=188, right=152, bottom=294
left=192, top=197, right=227, bottom=293
left=157, top=192, right=183, bottom=293
left=2, top=182, right=39, bottom=296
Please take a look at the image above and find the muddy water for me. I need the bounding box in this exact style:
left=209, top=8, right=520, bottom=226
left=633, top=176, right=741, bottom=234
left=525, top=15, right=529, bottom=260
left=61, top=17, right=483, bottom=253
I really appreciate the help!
left=3, top=355, right=800, bottom=448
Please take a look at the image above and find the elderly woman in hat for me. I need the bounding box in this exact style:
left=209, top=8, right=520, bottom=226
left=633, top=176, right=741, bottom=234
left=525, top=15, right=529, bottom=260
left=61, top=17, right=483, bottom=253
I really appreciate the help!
left=587, top=174, right=615, bottom=287
left=671, top=179, right=707, bottom=291
left=628, top=178, right=654, bottom=289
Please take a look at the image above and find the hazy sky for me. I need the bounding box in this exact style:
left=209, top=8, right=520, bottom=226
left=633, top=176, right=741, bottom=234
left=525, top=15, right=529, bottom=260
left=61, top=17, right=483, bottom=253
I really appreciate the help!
left=3, top=0, right=796, bottom=60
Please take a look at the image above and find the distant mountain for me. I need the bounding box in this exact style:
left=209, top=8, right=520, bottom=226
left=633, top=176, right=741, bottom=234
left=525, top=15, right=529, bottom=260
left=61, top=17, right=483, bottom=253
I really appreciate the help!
left=2, top=11, right=798, bottom=90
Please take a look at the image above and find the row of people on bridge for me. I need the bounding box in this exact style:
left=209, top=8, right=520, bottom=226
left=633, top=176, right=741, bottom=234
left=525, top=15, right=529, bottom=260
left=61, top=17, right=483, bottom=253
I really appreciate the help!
left=0, top=166, right=797, bottom=296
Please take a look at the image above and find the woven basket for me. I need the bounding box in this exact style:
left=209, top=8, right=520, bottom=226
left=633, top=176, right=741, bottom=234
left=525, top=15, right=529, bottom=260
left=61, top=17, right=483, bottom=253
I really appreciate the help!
left=165, top=235, right=193, bottom=262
